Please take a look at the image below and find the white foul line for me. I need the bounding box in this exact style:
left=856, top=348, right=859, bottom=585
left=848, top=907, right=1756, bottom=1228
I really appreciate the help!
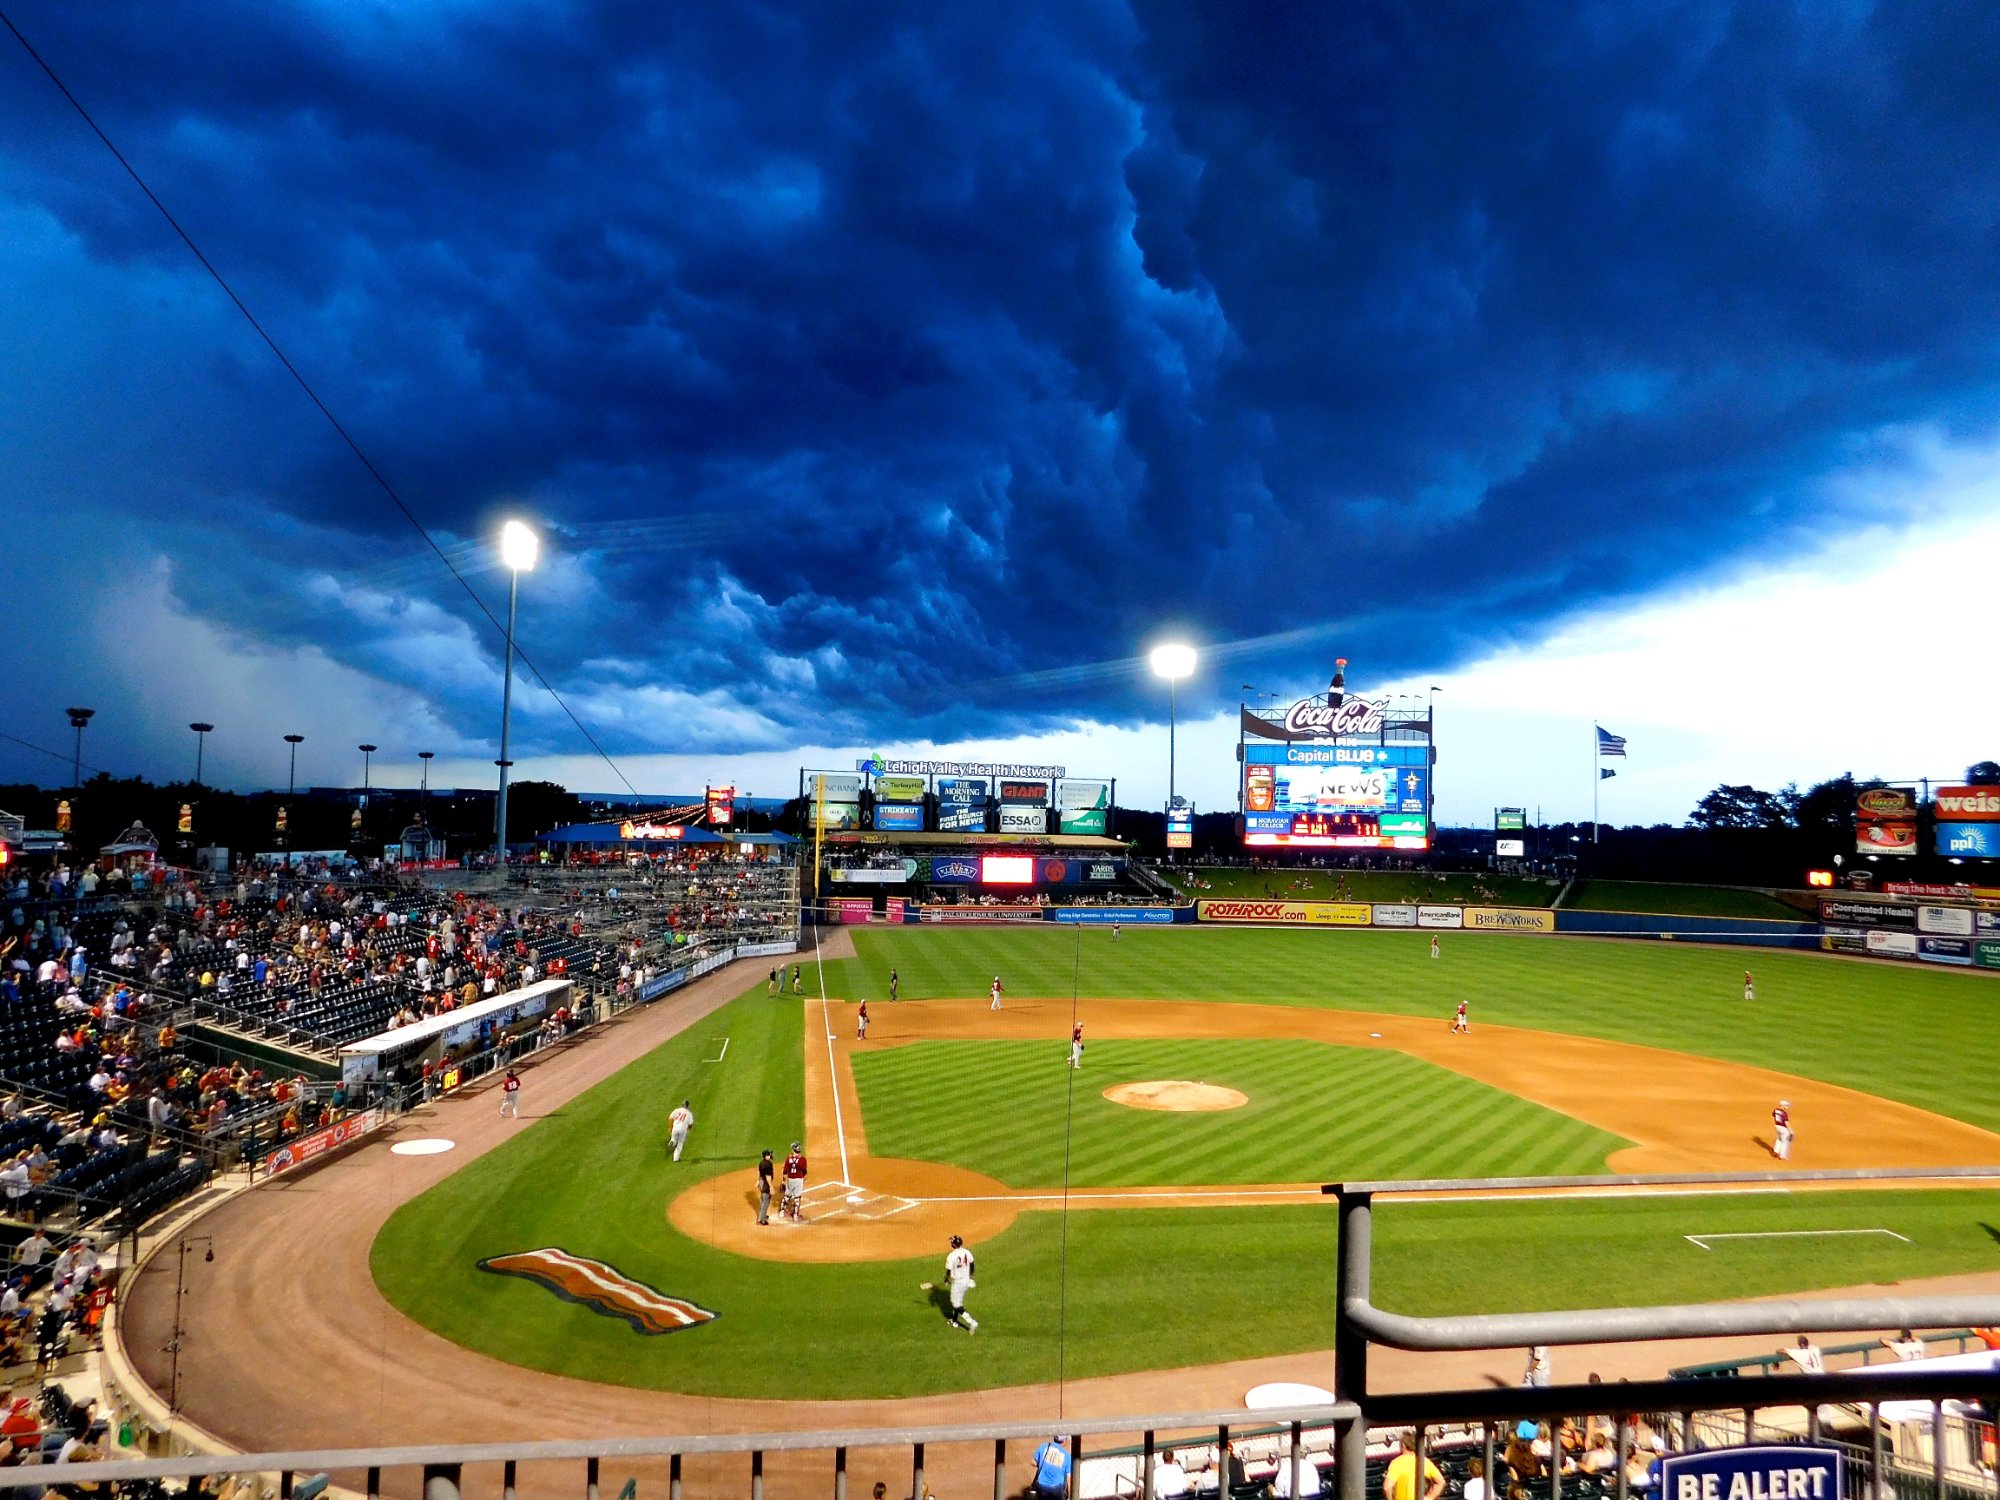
left=812, top=917, right=853, bottom=1185
left=702, top=1036, right=730, bottom=1064
left=1685, top=1228, right=1912, bottom=1252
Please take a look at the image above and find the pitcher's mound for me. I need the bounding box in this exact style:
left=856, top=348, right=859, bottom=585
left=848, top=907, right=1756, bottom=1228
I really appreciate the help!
left=1104, top=1080, right=1248, bottom=1112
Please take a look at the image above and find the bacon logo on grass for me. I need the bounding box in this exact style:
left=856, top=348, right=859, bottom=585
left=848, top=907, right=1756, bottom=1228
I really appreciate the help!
left=478, top=1249, right=718, bottom=1334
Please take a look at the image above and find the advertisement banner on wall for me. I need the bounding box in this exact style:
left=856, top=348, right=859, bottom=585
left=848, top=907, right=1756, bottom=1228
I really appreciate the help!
left=1082, top=860, right=1122, bottom=881
left=1980, top=911, right=2000, bottom=934
left=937, top=776, right=987, bottom=803
left=999, top=805, right=1046, bottom=833
left=1820, top=927, right=1871, bottom=955
left=1866, top=929, right=1919, bottom=957
left=1464, top=907, right=1556, bottom=933
left=937, top=803, right=987, bottom=831
left=1417, top=905, right=1465, bottom=928
left=828, top=867, right=902, bottom=883
left=885, top=897, right=907, bottom=923
left=1918, top=935, right=1974, bottom=966
left=1056, top=779, right=1111, bottom=835
left=872, top=803, right=925, bottom=831
left=1977, top=940, right=2000, bottom=970
left=1372, top=904, right=1418, bottom=927
left=1051, top=907, right=1178, bottom=924
left=1938, top=823, right=2000, bottom=858
left=262, top=1108, right=385, bottom=1177
left=918, top=906, right=1048, bottom=924
left=874, top=775, right=928, bottom=803
left=1495, top=839, right=1527, bottom=858
left=927, top=856, right=980, bottom=883
left=998, top=780, right=1049, bottom=806
left=1195, top=899, right=1372, bottom=925
left=1819, top=899, right=1917, bottom=929
left=833, top=897, right=874, bottom=924
left=1933, top=786, right=2000, bottom=821
left=1917, top=905, right=1976, bottom=936
left=1857, top=821, right=1918, bottom=856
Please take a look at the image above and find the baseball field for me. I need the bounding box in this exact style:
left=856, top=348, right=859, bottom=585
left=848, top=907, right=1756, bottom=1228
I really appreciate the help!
left=371, top=925, right=2000, bottom=1400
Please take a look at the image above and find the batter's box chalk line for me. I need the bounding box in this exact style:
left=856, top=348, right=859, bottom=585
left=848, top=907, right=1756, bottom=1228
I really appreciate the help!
left=1684, top=1228, right=1912, bottom=1252
left=797, top=1181, right=920, bottom=1221
left=702, top=1036, right=730, bottom=1063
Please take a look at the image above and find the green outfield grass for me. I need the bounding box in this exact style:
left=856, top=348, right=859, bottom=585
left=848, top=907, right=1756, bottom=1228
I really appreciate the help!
left=372, top=927, right=2000, bottom=1398
left=1179, top=867, right=1555, bottom=907
left=818, top=924, right=2000, bottom=1134
left=1565, top=880, right=1814, bottom=921
left=850, top=1038, right=1629, bottom=1186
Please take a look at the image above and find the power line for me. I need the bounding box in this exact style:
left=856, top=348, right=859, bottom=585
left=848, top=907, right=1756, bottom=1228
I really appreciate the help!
left=0, top=8, right=640, bottom=796
left=0, top=729, right=109, bottom=779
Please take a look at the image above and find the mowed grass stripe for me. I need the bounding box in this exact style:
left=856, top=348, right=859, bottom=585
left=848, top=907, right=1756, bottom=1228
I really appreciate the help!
left=851, top=1039, right=1629, bottom=1186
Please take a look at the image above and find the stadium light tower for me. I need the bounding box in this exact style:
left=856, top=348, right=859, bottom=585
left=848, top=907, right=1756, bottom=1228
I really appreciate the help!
left=283, top=734, right=304, bottom=796
left=1150, top=643, right=1197, bottom=812
left=65, top=707, right=94, bottom=793
left=495, top=519, right=540, bottom=865
left=188, top=723, right=214, bottom=787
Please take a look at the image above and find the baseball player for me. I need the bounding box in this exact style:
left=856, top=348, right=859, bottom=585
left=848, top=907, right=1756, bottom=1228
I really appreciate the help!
left=782, top=1141, right=808, bottom=1219
left=990, top=975, right=1004, bottom=1010
left=1451, top=1000, right=1469, bottom=1034
left=889, top=968, right=900, bottom=1002
left=791, top=964, right=803, bottom=995
left=1744, top=970, right=1756, bottom=1002
left=1772, top=1100, right=1793, bottom=1160
left=499, top=1069, right=521, bottom=1118
left=944, top=1234, right=979, bottom=1332
left=1430, top=934, right=1440, bottom=959
left=1069, top=1022, right=1084, bottom=1069
left=767, top=967, right=778, bottom=997
left=857, top=999, right=870, bottom=1040
left=668, top=1099, right=694, bottom=1162
left=1111, top=920, right=1120, bottom=942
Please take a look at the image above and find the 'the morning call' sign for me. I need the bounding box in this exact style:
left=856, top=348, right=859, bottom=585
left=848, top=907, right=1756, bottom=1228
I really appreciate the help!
left=1659, top=1446, right=1840, bottom=1500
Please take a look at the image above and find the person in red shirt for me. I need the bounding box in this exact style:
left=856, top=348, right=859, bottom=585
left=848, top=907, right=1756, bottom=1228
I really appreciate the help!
left=857, top=1000, right=869, bottom=1040
left=781, top=1143, right=808, bottom=1220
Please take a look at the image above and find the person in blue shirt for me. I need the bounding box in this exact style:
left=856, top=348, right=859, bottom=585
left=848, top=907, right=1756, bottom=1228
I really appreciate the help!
left=1030, top=1436, right=1070, bottom=1499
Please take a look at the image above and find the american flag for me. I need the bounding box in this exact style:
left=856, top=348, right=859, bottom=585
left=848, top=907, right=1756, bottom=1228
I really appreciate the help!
left=1596, top=726, right=1627, bottom=757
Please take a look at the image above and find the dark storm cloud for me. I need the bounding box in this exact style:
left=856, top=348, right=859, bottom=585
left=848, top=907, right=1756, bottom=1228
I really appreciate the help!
left=3, top=0, right=1999, bottom=774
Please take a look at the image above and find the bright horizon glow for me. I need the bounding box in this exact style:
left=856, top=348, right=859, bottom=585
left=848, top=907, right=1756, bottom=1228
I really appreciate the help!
left=1148, top=642, right=1196, bottom=681
left=500, top=519, right=540, bottom=573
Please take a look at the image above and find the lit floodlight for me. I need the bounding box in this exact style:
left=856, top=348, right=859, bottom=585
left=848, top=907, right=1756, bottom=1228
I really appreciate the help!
left=500, top=519, right=541, bottom=572
left=1149, top=642, right=1197, bottom=681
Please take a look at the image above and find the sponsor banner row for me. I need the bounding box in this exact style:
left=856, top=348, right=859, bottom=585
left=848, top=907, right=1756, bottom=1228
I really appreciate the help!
left=827, top=867, right=902, bottom=883
left=1819, top=899, right=1917, bottom=929
left=874, top=804, right=926, bottom=831
left=1917, top=905, right=2000, bottom=936
left=1980, top=940, right=2000, bottom=970
left=1193, top=900, right=1552, bottom=932
left=261, top=1108, right=385, bottom=1177
left=1048, top=907, right=1179, bottom=925
left=735, top=939, right=800, bottom=960
left=641, top=966, right=691, bottom=999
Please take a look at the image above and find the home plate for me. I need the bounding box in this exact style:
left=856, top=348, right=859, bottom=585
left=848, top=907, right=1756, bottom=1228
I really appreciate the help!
left=847, top=1193, right=866, bottom=1204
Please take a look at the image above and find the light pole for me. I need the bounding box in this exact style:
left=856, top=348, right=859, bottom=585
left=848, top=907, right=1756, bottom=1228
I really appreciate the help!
left=495, top=519, right=540, bottom=865
left=418, top=751, right=434, bottom=809
left=188, top=723, right=214, bottom=787
left=357, top=744, right=376, bottom=846
left=1149, top=642, right=1197, bottom=814
left=65, top=707, right=94, bottom=792
left=283, top=734, right=304, bottom=796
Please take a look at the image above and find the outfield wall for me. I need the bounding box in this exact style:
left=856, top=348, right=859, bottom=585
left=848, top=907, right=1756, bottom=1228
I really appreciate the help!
left=1553, top=908, right=1820, bottom=949
left=1185, top=898, right=1821, bottom=949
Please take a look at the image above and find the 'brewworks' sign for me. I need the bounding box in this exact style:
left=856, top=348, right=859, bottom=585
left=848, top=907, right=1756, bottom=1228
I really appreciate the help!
left=1659, top=1446, right=1840, bottom=1500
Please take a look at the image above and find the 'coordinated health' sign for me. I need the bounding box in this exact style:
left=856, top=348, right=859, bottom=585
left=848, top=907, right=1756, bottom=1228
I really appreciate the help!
left=1659, top=1446, right=1839, bottom=1500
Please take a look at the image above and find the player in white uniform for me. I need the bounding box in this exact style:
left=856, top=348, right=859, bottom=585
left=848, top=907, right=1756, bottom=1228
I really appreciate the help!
left=1772, top=1101, right=1793, bottom=1160
left=857, top=999, right=870, bottom=1040
left=668, top=1100, right=694, bottom=1162
left=944, top=1234, right=978, bottom=1332
left=1744, top=970, right=1755, bottom=1001
left=1451, top=1000, right=1469, bottom=1034
left=1430, top=934, right=1440, bottom=959
left=990, top=976, right=1004, bottom=1010
left=1069, top=1023, right=1084, bottom=1069
left=1112, top=920, right=1120, bottom=942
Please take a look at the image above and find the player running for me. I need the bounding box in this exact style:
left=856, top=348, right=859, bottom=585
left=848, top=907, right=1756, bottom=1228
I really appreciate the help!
left=668, top=1099, right=694, bottom=1162
left=499, top=1069, right=522, bottom=1118
left=1069, top=1022, right=1084, bottom=1069
left=944, top=1234, right=979, bottom=1333
left=1451, top=1000, right=1469, bottom=1034
left=990, top=975, right=1004, bottom=1010
left=1772, top=1101, right=1793, bottom=1160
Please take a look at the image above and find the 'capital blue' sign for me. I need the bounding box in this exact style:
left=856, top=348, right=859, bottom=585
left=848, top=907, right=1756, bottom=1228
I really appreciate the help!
left=1660, top=1446, right=1841, bottom=1500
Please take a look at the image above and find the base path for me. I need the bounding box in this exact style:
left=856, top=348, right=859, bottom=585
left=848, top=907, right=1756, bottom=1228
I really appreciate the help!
left=667, top=996, right=2000, bottom=1262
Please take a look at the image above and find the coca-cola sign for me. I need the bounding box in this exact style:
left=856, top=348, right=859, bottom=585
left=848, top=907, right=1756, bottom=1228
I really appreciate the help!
left=1281, top=696, right=1386, bottom=738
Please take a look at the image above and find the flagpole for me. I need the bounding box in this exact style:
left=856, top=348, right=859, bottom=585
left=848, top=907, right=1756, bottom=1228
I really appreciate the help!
left=1593, top=722, right=1600, bottom=845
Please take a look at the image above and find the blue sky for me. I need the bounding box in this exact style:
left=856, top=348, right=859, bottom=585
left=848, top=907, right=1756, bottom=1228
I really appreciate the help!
left=2, top=0, right=1995, bottom=824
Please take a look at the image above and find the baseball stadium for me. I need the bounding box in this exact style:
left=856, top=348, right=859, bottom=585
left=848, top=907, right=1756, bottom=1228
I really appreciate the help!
left=9, top=7, right=2000, bottom=1500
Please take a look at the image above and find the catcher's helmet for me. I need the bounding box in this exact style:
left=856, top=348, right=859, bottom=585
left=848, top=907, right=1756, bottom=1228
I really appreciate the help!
left=949, top=1234, right=964, bottom=1248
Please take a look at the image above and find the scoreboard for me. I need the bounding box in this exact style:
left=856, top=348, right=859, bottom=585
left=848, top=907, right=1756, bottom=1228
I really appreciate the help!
left=1242, top=740, right=1429, bottom=849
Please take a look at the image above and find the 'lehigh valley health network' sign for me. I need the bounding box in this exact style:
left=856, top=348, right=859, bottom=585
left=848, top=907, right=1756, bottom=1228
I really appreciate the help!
left=859, top=758, right=1066, bottom=779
